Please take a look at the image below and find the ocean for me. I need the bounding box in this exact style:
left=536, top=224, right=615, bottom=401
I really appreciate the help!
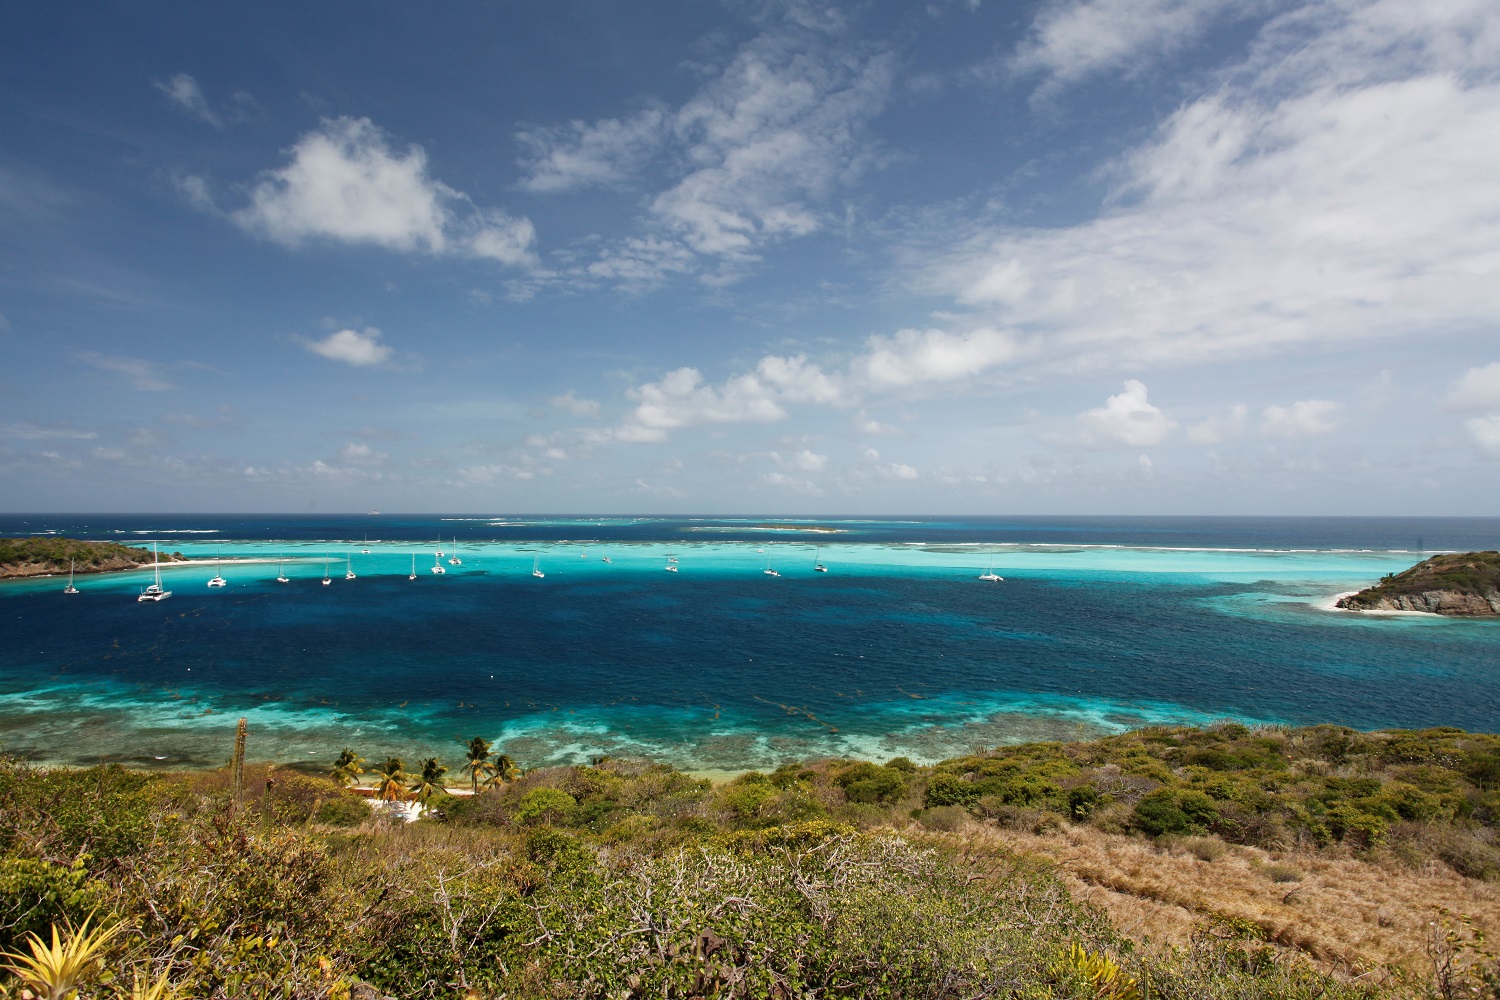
left=1, top=514, right=1497, bottom=773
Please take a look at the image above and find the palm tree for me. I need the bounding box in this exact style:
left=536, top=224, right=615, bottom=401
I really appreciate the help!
left=461, top=736, right=493, bottom=794
left=374, top=756, right=408, bottom=801
left=484, top=753, right=519, bottom=790
left=410, top=757, right=448, bottom=805
left=331, top=748, right=365, bottom=788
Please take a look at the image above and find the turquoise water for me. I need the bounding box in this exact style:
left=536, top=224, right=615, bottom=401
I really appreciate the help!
left=1, top=515, right=1497, bottom=772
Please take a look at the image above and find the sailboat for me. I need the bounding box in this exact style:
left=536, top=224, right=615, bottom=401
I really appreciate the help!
left=409, top=553, right=417, bottom=581
left=600, top=548, right=612, bottom=564
left=436, top=535, right=444, bottom=557
left=137, top=542, right=171, bottom=602
left=813, top=548, right=827, bottom=573
left=207, top=554, right=227, bottom=588
left=361, top=534, right=371, bottom=554
left=978, top=558, right=1003, bottom=583
left=322, top=557, right=332, bottom=585
left=276, top=555, right=289, bottom=584
left=763, top=553, right=780, bottom=578
left=63, top=559, right=79, bottom=594
left=663, top=554, right=678, bottom=573
left=581, top=547, right=588, bottom=559
left=345, top=552, right=357, bottom=581
left=532, top=554, right=545, bottom=579
left=448, top=537, right=461, bottom=566
left=431, top=552, right=446, bottom=575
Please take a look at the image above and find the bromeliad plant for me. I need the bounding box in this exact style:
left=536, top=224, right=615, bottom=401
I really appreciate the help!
left=0, top=913, right=122, bottom=1000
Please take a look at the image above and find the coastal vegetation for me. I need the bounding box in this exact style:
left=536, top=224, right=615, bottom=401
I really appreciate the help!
left=1337, top=551, right=1500, bottom=615
left=1, top=724, right=1498, bottom=998
left=0, top=538, right=183, bottom=580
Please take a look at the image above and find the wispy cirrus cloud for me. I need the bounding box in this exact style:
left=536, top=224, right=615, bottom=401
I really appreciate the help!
left=516, top=18, right=894, bottom=289
left=74, top=352, right=173, bottom=391
left=155, top=73, right=221, bottom=127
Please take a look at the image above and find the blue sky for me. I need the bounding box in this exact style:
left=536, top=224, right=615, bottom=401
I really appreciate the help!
left=2, top=0, right=1498, bottom=514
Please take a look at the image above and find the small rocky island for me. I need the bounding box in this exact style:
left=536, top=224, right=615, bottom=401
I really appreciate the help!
left=0, top=537, right=185, bottom=579
left=1336, top=551, right=1500, bottom=616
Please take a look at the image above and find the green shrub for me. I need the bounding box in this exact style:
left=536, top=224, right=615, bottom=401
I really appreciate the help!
left=514, top=787, right=577, bottom=825
left=1133, top=789, right=1218, bottom=837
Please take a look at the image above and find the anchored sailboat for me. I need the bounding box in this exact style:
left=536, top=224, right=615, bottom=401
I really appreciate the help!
left=448, top=537, right=461, bottom=566
left=663, top=554, right=678, bottom=573
left=345, top=552, right=356, bottom=580
left=409, top=553, right=417, bottom=580
left=813, top=547, right=827, bottom=573
left=978, top=557, right=1003, bottom=582
left=763, top=553, right=780, bottom=578
left=431, top=552, right=446, bottom=575
left=63, top=559, right=79, bottom=594
left=532, top=554, right=545, bottom=579
left=276, top=554, right=289, bottom=584
left=361, top=534, right=371, bottom=554
left=322, top=556, right=332, bottom=585
left=137, top=542, right=171, bottom=602
left=208, top=555, right=227, bottom=588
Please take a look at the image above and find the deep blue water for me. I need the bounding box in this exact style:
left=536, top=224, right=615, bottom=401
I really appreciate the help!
left=1, top=514, right=1497, bottom=771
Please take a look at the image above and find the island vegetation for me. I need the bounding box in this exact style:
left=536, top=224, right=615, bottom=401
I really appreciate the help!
left=2, top=723, right=1498, bottom=998
left=0, top=537, right=185, bottom=580
left=1336, top=551, right=1500, bottom=616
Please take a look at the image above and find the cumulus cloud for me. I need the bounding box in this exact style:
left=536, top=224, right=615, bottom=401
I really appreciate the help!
left=854, top=327, right=1016, bottom=389
left=1260, top=399, right=1342, bottom=438
left=775, top=449, right=828, bottom=472
left=1187, top=403, right=1248, bottom=444
left=918, top=0, right=1500, bottom=378
left=339, top=442, right=388, bottom=464
left=1075, top=380, right=1175, bottom=447
left=619, top=367, right=789, bottom=443
left=549, top=391, right=601, bottom=419
left=1448, top=362, right=1500, bottom=409
left=1466, top=415, right=1500, bottom=458
left=156, top=73, right=220, bottom=126
left=74, top=352, right=173, bottom=391
left=232, top=117, right=535, bottom=265
left=299, top=327, right=394, bottom=367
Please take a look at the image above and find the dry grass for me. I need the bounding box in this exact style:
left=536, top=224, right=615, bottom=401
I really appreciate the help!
left=950, top=820, right=1500, bottom=979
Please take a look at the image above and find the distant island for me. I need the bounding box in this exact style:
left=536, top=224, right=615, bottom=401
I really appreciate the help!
left=1336, top=551, right=1500, bottom=616
left=0, top=537, right=186, bottom=579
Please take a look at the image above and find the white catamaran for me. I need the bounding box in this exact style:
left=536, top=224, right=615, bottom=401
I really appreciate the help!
left=409, top=553, right=417, bottom=580
left=276, top=555, right=289, bottom=584
left=448, top=537, right=461, bottom=566
left=137, top=542, right=171, bottom=602
left=207, top=555, right=227, bottom=588
left=813, top=548, right=827, bottom=573
left=63, top=559, right=79, bottom=594
left=532, top=554, right=545, bottom=579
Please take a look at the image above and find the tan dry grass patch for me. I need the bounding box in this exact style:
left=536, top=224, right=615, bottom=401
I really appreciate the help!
left=952, top=821, right=1500, bottom=978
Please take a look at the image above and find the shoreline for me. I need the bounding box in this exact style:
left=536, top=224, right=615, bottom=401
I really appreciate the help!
left=1316, top=590, right=1445, bottom=617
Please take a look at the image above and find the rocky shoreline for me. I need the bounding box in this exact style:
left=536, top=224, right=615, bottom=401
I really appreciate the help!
left=1334, top=551, right=1500, bottom=617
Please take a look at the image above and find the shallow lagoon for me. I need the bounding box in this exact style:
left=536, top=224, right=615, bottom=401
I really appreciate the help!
left=1, top=515, right=1497, bottom=771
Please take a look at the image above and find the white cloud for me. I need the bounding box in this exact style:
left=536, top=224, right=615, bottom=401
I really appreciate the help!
left=854, top=411, right=898, bottom=434
left=775, top=449, right=828, bottom=472
left=156, top=73, right=220, bottom=127
left=920, top=0, right=1500, bottom=378
left=619, top=367, right=788, bottom=442
left=232, top=117, right=535, bottom=265
left=520, top=23, right=893, bottom=285
left=0, top=422, right=97, bottom=441
left=854, top=327, right=1016, bottom=389
left=1260, top=399, right=1342, bottom=438
left=457, top=463, right=538, bottom=485
left=74, top=352, right=173, bottom=391
left=1010, top=0, right=1246, bottom=94
left=763, top=471, right=824, bottom=495
left=549, top=391, right=601, bottom=419
left=1075, top=380, right=1175, bottom=447
left=299, top=327, right=394, bottom=367
left=339, top=442, right=388, bottom=464
left=1448, top=362, right=1500, bottom=409
left=516, top=109, right=667, bottom=193
left=1466, top=415, right=1500, bottom=458
left=1187, top=403, right=1248, bottom=444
